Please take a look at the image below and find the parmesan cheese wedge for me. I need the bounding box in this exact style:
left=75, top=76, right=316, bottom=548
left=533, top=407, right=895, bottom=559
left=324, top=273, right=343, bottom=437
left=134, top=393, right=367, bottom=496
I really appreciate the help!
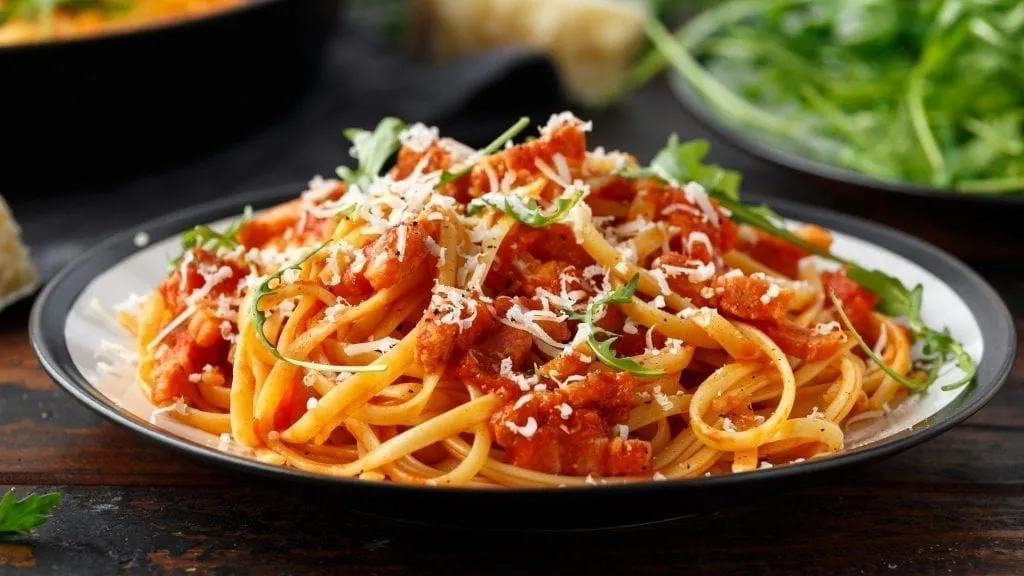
left=0, top=196, right=37, bottom=311
left=421, top=0, right=649, bottom=105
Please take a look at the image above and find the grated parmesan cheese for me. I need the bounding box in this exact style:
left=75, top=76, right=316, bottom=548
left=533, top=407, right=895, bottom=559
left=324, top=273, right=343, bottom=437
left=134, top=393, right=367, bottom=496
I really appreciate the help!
left=505, top=417, right=538, bottom=438
left=760, top=283, right=781, bottom=305
left=513, top=394, right=534, bottom=410
left=345, top=337, right=400, bottom=356
left=558, top=403, right=573, bottom=419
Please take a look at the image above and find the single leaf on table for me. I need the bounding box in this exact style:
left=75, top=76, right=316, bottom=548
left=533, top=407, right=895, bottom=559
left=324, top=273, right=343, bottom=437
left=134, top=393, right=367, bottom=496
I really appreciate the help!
left=0, top=490, right=61, bottom=534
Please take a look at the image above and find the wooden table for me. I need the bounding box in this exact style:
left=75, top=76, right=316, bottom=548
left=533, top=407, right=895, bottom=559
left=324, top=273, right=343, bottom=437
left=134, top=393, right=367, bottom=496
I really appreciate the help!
left=0, top=256, right=1021, bottom=575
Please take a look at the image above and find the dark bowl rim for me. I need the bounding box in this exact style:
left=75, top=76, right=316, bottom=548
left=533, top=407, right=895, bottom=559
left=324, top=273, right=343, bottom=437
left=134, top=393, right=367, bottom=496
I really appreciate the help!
left=666, top=71, right=1024, bottom=205
left=0, top=0, right=283, bottom=52
left=29, top=182, right=1016, bottom=497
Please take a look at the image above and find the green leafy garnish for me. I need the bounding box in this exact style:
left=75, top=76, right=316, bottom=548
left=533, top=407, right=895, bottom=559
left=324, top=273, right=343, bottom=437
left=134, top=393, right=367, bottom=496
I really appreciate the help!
left=0, top=489, right=61, bottom=534
left=170, top=205, right=252, bottom=268
left=628, top=135, right=976, bottom=390
left=251, top=241, right=385, bottom=374
left=626, top=135, right=742, bottom=201
left=336, top=117, right=406, bottom=194
left=467, top=186, right=585, bottom=227
left=634, top=1, right=1024, bottom=194
left=565, top=274, right=664, bottom=377
left=438, top=117, right=530, bottom=185
left=829, top=291, right=926, bottom=392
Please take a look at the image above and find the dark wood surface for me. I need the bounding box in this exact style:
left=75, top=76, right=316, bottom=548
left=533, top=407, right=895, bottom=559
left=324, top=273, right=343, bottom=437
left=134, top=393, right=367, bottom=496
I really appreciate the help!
left=0, top=267, right=1021, bottom=575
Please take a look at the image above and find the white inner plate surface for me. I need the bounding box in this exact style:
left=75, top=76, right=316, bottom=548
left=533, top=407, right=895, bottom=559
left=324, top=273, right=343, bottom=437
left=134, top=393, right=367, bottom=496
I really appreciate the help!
left=64, top=215, right=985, bottom=467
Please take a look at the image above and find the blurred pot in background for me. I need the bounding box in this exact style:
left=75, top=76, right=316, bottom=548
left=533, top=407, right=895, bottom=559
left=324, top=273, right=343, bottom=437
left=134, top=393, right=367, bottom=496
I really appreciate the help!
left=0, top=0, right=343, bottom=196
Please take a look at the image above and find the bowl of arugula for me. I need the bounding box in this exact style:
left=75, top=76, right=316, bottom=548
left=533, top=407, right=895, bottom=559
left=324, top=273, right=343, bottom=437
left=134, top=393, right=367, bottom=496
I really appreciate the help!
left=632, top=0, right=1024, bottom=203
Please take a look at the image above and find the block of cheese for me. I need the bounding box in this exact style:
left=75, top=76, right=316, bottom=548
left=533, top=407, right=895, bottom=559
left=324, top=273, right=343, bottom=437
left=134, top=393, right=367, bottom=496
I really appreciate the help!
left=420, top=0, right=649, bottom=105
left=0, top=196, right=38, bottom=311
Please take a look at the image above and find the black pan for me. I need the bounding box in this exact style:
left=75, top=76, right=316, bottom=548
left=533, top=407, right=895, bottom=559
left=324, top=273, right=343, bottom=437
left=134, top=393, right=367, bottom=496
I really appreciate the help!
left=0, top=0, right=342, bottom=196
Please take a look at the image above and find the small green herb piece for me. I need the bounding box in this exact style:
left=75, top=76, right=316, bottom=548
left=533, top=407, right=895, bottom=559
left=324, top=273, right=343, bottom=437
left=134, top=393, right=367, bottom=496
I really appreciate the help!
left=467, top=186, right=585, bottom=227
left=251, top=241, right=385, bottom=374
left=589, top=332, right=665, bottom=377
left=170, top=205, right=253, bottom=269
left=438, top=117, right=530, bottom=185
left=644, top=135, right=743, bottom=201
left=336, top=117, right=406, bottom=194
left=564, top=274, right=663, bottom=376
left=829, top=291, right=926, bottom=392
left=0, top=489, right=61, bottom=534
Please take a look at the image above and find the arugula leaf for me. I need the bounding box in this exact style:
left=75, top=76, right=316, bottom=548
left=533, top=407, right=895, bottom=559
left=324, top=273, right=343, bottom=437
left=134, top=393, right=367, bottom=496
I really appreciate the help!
left=336, top=117, right=406, bottom=193
left=563, top=274, right=663, bottom=376
left=438, top=117, right=530, bottom=185
left=467, top=186, right=585, bottom=227
left=829, top=291, right=926, bottom=392
left=633, top=0, right=1024, bottom=194
left=170, top=205, right=252, bottom=268
left=0, top=489, right=61, bottom=533
left=589, top=331, right=665, bottom=377
left=251, top=241, right=385, bottom=374
left=649, top=136, right=743, bottom=200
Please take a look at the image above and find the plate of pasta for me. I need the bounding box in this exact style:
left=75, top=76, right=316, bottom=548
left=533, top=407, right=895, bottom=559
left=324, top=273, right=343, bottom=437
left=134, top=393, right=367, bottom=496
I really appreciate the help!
left=31, top=114, right=1013, bottom=528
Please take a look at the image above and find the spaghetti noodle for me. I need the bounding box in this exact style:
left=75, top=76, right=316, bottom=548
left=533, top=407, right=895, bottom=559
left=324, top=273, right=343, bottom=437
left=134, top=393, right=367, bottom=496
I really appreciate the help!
left=119, top=113, right=974, bottom=486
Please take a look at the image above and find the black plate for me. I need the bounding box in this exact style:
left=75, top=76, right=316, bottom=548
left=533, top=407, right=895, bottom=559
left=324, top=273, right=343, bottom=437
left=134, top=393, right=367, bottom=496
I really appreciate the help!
left=0, top=0, right=341, bottom=196
left=29, top=183, right=1016, bottom=530
left=667, top=72, right=1024, bottom=206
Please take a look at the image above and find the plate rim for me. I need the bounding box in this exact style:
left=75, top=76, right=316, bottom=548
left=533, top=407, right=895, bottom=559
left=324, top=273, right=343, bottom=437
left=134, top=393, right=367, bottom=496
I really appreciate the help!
left=666, top=72, right=1024, bottom=205
left=29, top=182, right=1016, bottom=495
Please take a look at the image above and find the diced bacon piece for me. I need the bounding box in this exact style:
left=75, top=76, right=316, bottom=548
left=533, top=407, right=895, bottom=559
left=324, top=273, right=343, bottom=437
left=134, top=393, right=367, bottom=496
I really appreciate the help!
left=714, top=274, right=793, bottom=322
left=822, top=269, right=878, bottom=340
left=489, top=371, right=648, bottom=476
left=735, top=224, right=833, bottom=278
left=752, top=320, right=845, bottom=363
left=391, top=142, right=473, bottom=202
left=415, top=298, right=495, bottom=371
left=149, top=328, right=229, bottom=405
left=468, top=123, right=587, bottom=198
left=453, top=324, right=535, bottom=398
left=362, top=223, right=437, bottom=291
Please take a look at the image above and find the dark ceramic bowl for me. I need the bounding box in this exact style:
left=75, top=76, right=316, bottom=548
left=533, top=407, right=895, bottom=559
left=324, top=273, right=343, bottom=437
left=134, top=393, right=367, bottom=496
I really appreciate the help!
left=0, top=0, right=342, bottom=195
left=667, top=72, right=1024, bottom=206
